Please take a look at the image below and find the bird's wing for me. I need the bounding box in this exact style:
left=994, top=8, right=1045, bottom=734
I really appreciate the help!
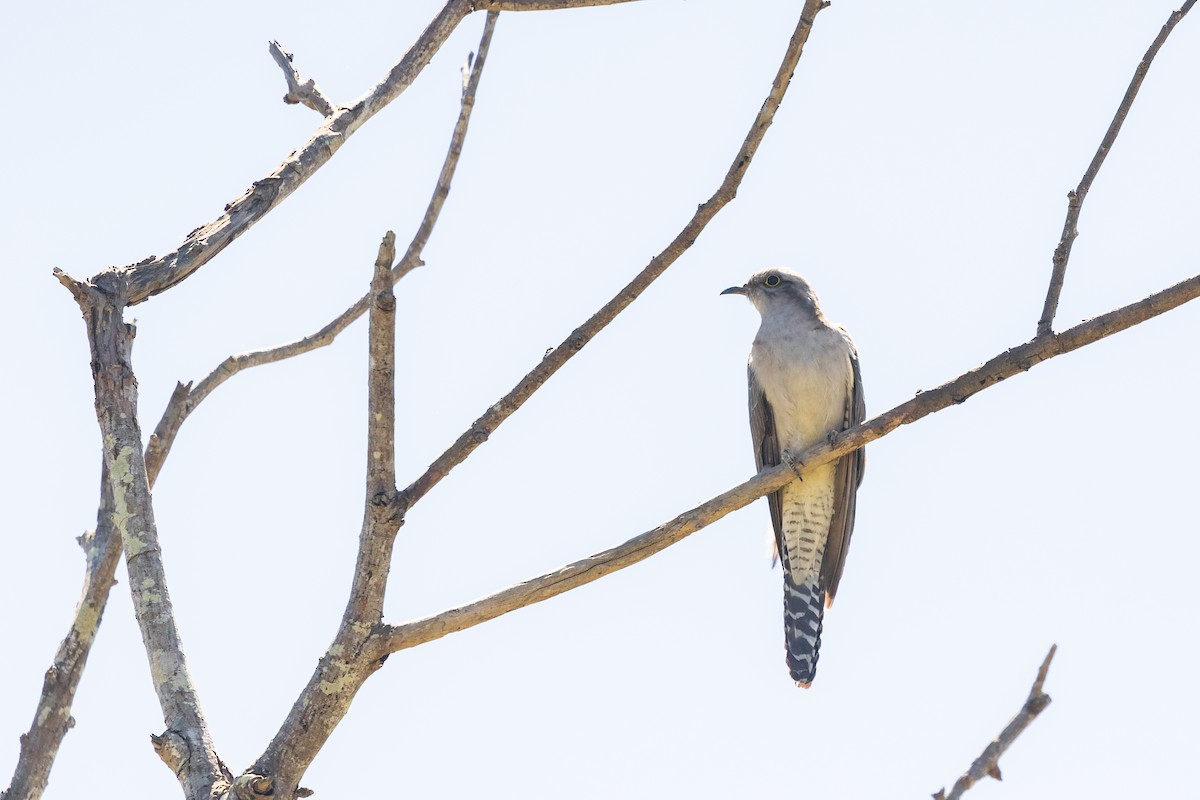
left=821, top=335, right=866, bottom=605
left=748, top=366, right=784, bottom=559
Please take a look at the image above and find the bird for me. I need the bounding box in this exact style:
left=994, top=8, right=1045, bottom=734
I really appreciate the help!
left=722, top=269, right=865, bottom=687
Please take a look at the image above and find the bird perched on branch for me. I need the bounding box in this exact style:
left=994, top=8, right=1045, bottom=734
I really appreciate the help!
left=722, top=269, right=865, bottom=687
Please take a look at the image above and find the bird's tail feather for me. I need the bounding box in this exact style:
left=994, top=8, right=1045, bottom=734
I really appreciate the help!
left=783, top=571, right=825, bottom=687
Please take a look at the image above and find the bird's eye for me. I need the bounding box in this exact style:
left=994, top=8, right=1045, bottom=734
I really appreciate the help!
left=764, top=274, right=781, bottom=287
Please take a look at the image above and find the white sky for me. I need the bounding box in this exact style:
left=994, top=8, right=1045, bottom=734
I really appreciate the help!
left=2, top=1, right=1198, bottom=798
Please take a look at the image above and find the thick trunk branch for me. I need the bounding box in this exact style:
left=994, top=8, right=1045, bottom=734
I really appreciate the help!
left=243, top=234, right=405, bottom=797
left=53, top=270, right=228, bottom=799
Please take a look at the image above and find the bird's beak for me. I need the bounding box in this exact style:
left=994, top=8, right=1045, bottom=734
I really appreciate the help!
left=721, top=285, right=747, bottom=296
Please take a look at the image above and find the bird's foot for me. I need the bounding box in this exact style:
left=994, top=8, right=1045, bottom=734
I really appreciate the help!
left=781, top=451, right=805, bottom=481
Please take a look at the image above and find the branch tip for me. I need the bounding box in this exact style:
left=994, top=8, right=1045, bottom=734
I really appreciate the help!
left=1036, top=0, right=1195, bottom=335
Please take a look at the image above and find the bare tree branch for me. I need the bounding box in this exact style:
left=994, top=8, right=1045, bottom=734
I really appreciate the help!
left=52, top=269, right=230, bottom=800
left=396, top=0, right=833, bottom=515
left=383, top=273, right=1199, bottom=652
left=144, top=11, right=499, bottom=483
left=934, top=645, right=1058, bottom=800
left=243, top=235, right=405, bottom=798
left=115, top=0, right=642, bottom=305
left=394, top=10, right=499, bottom=282
left=268, top=41, right=335, bottom=117
left=1036, top=0, right=1196, bottom=335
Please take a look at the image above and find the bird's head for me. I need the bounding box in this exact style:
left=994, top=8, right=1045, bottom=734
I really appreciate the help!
left=721, top=269, right=822, bottom=318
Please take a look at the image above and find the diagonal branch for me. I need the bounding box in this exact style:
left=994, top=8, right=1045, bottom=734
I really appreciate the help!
left=115, top=0, right=642, bottom=305
left=383, top=273, right=1200, bottom=653
left=1, top=470, right=120, bottom=800
left=269, top=41, right=335, bottom=117
left=396, top=0, right=833, bottom=515
left=1036, top=0, right=1196, bottom=335
left=934, top=645, right=1058, bottom=800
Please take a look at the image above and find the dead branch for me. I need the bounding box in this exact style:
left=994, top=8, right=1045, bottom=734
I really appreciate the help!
left=268, top=41, right=335, bottom=117
left=51, top=269, right=231, bottom=799
left=934, top=645, right=1058, bottom=800
left=1037, top=0, right=1196, bottom=335
left=0, top=472, right=119, bottom=800
left=113, top=0, right=642, bottom=306
left=143, top=11, right=499, bottom=484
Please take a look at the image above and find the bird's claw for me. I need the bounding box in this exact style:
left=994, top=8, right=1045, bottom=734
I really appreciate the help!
left=781, top=451, right=805, bottom=481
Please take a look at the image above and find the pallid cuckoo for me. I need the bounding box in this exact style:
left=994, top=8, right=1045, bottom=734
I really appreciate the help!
left=723, top=269, right=865, bottom=687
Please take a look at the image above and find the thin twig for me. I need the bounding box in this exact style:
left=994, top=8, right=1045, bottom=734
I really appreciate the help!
left=268, top=41, right=335, bottom=117
left=396, top=0, right=832, bottom=516
left=112, top=0, right=641, bottom=305
left=935, top=645, right=1058, bottom=800
left=144, top=12, right=498, bottom=483
left=383, top=273, right=1199, bottom=652
left=1036, top=0, right=1196, bottom=335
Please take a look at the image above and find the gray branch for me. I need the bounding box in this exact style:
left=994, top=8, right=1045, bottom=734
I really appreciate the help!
left=268, top=41, right=335, bottom=117
left=52, top=270, right=230, bottom=800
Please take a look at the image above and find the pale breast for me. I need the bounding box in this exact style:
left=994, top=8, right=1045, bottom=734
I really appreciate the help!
left=750, top=323, right=852, bottom=453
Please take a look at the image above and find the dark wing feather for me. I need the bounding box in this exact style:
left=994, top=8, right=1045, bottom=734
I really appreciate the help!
left=820, top=334, right=866, bottom=605
left=748, top=367, right=784, bottom=558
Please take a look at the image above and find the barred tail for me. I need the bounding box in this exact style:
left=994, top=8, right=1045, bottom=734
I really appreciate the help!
left=783, top=570, right=825, bottom=687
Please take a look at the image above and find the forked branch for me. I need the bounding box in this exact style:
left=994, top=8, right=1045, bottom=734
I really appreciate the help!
left=110, top=0, right=642, bottom=306
left=144, top=11, right=499, bottom=484
left=52, top=269, right=230, bottom=799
